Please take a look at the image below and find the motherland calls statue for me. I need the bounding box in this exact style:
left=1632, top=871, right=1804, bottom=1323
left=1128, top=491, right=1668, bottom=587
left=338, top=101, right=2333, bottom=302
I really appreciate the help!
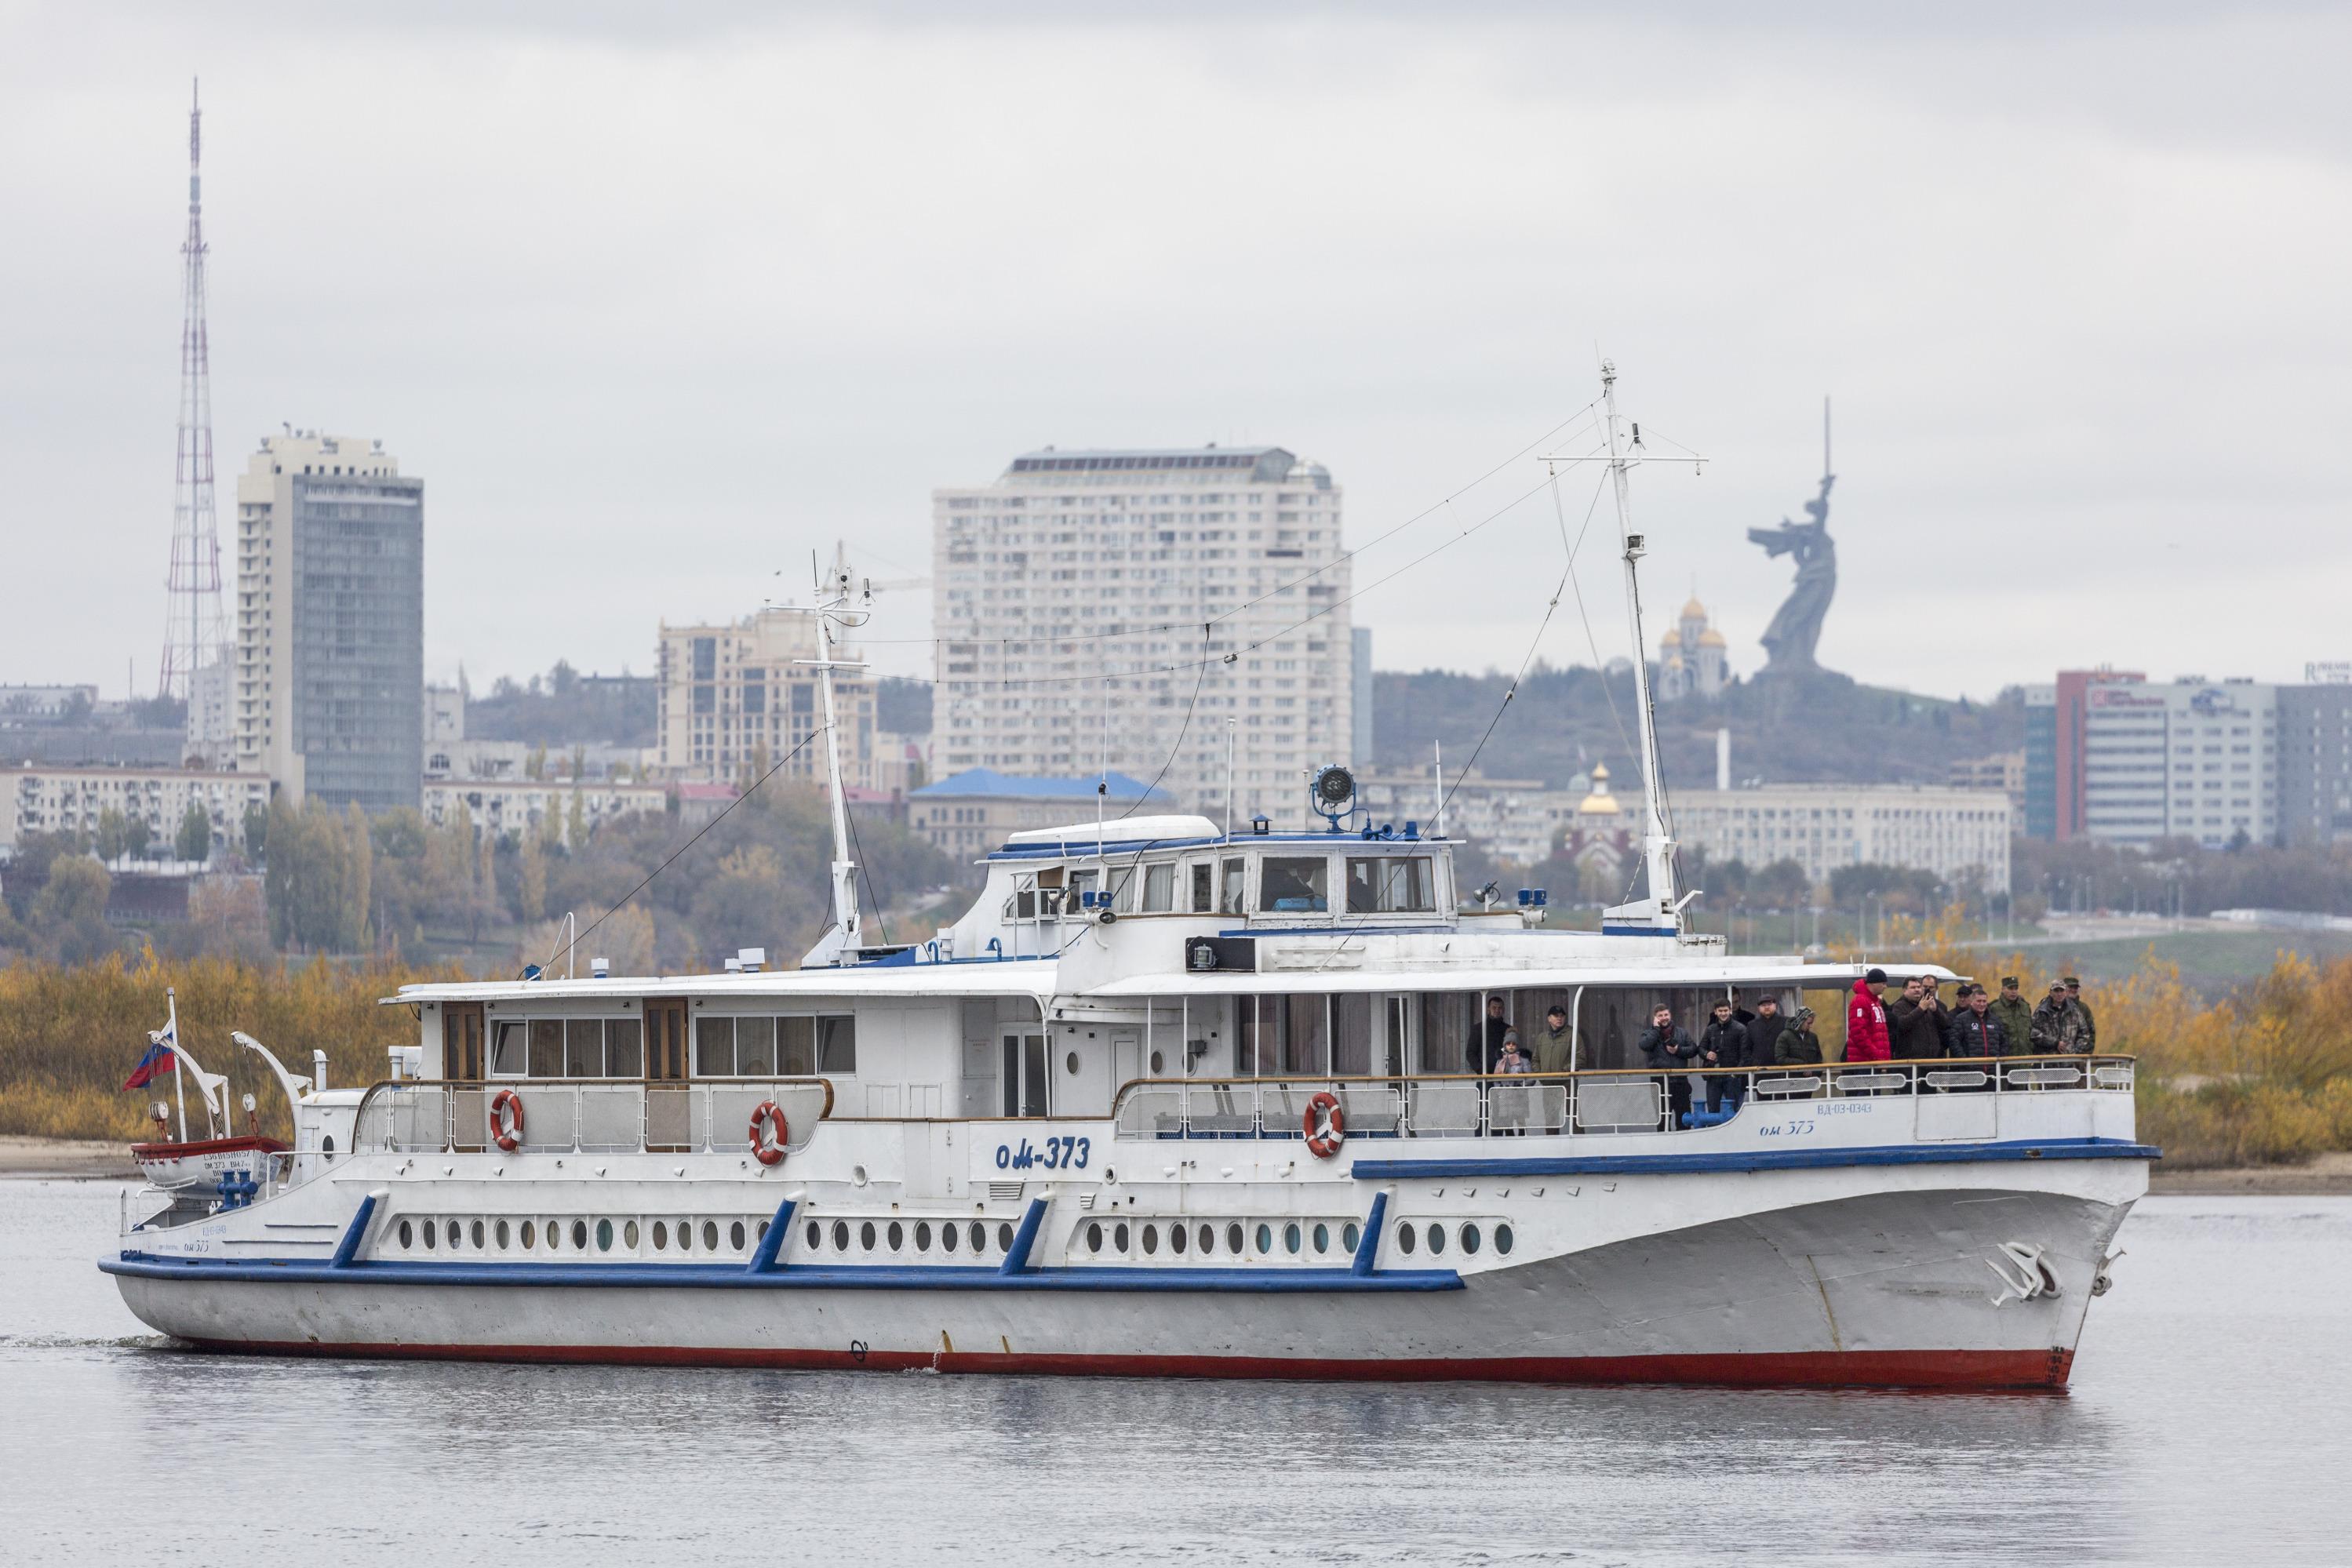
left=1747, top=406, right=1838, bottom=675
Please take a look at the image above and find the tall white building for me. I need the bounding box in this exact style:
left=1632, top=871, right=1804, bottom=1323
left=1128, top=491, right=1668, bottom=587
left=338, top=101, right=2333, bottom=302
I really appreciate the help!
left=932, top=446, right=1352, bottom=825
left=1673, top=784, right=2015, bottom=893
left=2082, top=678, right=2277, bottom=849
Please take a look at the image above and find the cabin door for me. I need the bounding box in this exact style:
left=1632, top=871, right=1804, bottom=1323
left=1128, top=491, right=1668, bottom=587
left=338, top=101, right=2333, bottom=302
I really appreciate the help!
left=645, top=999, right=690, bottom=1151
left=444, top=1002, right=486, bottom=1152
left=999, top=1031, right=1048, bottom=1117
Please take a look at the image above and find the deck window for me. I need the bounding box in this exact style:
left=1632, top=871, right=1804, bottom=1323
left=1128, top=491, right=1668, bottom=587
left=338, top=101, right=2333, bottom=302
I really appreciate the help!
left=1219, top=857, right=1247, bottom=915
left=1142, top=863, right=1176, bottom=912
left=1346, top=856, right=1434, bottom=914
left=1190, top=862, right=1215, bottom=913
left=1259, top=857, right=1328, bottom=914
left=490, top=1019, right=528, bottom=1076
left=565, top=1020, right=603, bottom=1076
left=779, top=1017, right=816, bottom=1076
left=735, top=1017, right=777, bottom=1076
left=606, top=1019, right=644, bottom=1077
left=528, top=1019, right=563, bottom=1077
left=695, top=1017, right=735, bottom=1075
left=817, top=1016, right=857, bottom=1075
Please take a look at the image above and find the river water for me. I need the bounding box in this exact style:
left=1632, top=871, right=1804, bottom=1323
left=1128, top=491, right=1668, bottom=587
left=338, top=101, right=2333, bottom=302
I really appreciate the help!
left=3, top=1182, right=2345, bottom=1566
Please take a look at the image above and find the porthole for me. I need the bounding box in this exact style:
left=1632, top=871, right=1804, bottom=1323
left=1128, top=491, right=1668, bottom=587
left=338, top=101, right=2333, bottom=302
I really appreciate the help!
left=1171, top=1223, right=1188, bottom=1255
left=1198, top=1223, right=1215, bottom=1255
left=1283, top=1223, right=1302, bottom=1256
left=571, top=1220, right=588, bottom=1250
left=1312, top=1223, right=1330, bottom=1255
left=1255, top=1223, right=1273, bottom=1256
left=833, top=1221, right=850, bottom=1251
left=1087, top=1221, right=1105, bottom=1253
left=731, top=1220, right=747, bottom=1251
left=1065, top=1051, right=1080, bottom=1075
left=422, top=1221, right=436, bottom=1251
left=1461, top=1223, right=1481, bottom=1255
left=398, top=1219, right=414, bottom=1250
left=544, top=1222, right=558, bottom=1252
left=1425, top=1223, right=1445, bottom=1256
left=678, top=1221, right=693, bottom=1253
left=1495, top=1224, right=1515, bottom=1256
left=803, top=1221, right=819, bottom=1250
left=1397, top=1224, right=1416, bottom=1256
left=757, top=1221, right=769, bottom=1242
left=1226, top=1223, right=1244, bottom=1255
left=887, top=1221, right=904, bottom=1252
left=447, top=1220, right=462, bottom=1250
left=625, top=1221, right=641, bottom=1250
left=915, top=1221, right=933, bottom=1252
left=595, top=1218, right=614, bottom=1252
left=942, top=1223, right=959, bottom=1253
left=997, top=1222, right=1015, bottom=1252
left=495, top=1219, right=511, bottom=1250
left=861, top=1221, right=878, bottom=1252
left=703, top=1221, right=720, bottom=1252
left=1114, top=1222, right=1131, bottom=1252
left=1141, top=1224, right=1159, bottom=1256
left=654, top=1221, right=670, bottom=1251
left=521, top=1220, right=536, bottom=1249
left=1149, top=1050, right=1165, bottom=1074
left=470, top=1219, right=486, bottom=1250
left=969, top=1221, right=987, bottom=1253
left=1342, top=1221, right=1360, bottom=1253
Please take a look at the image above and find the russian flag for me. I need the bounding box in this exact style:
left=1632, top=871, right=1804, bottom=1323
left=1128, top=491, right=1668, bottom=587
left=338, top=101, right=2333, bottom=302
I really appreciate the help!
left=122, top=1036, right=177, bottom=1091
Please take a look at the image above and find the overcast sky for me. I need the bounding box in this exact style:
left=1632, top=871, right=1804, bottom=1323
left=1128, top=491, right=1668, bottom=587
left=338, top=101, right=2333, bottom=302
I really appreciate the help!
left=2, top=2, right=2345, bottom=703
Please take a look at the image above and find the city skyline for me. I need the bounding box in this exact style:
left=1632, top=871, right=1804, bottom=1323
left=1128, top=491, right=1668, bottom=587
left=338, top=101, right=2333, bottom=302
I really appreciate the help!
left=1, top=7, right=2346, bottom=704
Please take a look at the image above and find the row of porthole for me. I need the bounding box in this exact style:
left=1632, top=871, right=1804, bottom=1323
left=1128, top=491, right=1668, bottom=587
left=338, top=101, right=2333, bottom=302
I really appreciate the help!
left=1083, top=1218, right=1365, bottom=1261
left=803, top=1218, right=1018, bottom=1257
left=391, top=1216, right=768, bottom=1257
left=1395, top=1221, right=1513, bottom=1258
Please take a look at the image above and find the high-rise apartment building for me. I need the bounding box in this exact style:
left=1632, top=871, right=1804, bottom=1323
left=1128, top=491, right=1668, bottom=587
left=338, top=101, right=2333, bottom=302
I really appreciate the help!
left=2023, top=667, right=2146, bottom=841
left=2081, top=678, right=2277, bottom=849
left=231, top=431, right=423, bottom=811
left=2277, top=677, right=2352, bottom=846
left=931, top=446, right=1352, bottom=825
left=654, top=608, right=879, bottom=789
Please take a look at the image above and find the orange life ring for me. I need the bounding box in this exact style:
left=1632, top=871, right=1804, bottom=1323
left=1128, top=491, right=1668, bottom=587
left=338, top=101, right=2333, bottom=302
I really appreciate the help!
left=748, top=1100, right=788, bottom=1166
left=1304, top=1091, right=1346, bottom=1159
left=489, top=1089, right=525, bottom=1152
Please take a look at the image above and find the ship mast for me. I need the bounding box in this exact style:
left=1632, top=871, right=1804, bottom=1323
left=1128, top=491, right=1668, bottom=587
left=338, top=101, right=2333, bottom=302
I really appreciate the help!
left=1546, top=359, right=1703, bottom=936
left=798, top=547, right=871, bottom=968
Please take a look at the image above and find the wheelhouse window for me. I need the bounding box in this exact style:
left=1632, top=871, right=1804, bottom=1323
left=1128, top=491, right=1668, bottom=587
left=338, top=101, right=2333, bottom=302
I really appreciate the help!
left=1189, top=861, right=1214, bottom=913
left=1259, top=857, right=1329, bottom=914
left=1346, top=856, right=1435, bottom=914
left=1142, top=862, right=1176, bottom=912
left=1219, top=857, right=1247, bottom=915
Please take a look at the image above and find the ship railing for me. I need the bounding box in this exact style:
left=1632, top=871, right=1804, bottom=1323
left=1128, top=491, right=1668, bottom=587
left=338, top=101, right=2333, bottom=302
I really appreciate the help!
left=351, top=1078, right=834, bottom=1157
left=1109, top=1055, right=2135, bottom=1141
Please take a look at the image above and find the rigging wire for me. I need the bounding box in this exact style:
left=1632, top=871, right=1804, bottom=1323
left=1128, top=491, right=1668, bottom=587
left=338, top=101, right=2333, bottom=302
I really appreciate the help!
left=536, top=728, right=826, bottom=977
left=1549, top=468, right=1640, bottom=770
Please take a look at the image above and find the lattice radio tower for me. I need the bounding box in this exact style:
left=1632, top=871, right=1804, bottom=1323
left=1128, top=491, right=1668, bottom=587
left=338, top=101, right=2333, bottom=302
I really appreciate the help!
left=160, top=78, right=227, bottom=713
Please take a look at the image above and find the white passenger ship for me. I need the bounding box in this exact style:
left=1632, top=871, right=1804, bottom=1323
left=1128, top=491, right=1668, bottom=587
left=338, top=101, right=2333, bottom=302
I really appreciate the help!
left=104, top=369, right=2151, bottom=1388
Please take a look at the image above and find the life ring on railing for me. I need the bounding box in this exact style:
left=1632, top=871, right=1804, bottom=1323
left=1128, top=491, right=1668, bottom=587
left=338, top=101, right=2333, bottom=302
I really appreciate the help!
left=489, top=1089, right=525, bottom=1152
left=749, top=1100, right=789, bottom=1166
left=1304, top=1091, right=1346, bottom=1159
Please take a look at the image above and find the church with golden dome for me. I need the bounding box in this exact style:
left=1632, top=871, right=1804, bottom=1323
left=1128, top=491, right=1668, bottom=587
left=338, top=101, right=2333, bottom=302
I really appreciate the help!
left=1656, top=594, right=1728, bottom=700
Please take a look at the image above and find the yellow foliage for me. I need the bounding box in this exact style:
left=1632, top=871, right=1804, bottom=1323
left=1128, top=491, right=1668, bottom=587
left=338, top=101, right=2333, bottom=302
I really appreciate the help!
left=0, top=951, right=457, bottom=1143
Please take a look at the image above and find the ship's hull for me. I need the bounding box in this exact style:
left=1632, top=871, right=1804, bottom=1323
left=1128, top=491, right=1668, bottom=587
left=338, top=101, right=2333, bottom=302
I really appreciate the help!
left=107, top=1172, right=2136, bottom=1390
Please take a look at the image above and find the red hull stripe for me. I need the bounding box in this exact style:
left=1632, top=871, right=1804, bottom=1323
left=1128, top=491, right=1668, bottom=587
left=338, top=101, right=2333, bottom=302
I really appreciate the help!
left=174, top=1338, right=2074, bottom=1391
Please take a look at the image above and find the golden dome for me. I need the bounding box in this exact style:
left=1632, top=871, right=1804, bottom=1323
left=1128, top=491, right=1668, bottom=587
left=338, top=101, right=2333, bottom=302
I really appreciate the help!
left=1697, top=628, right=1727, bottom=648
left=1680, top=596, right=1708, bottom=620
left=1577, top=763, right=1622, bottom=815
left=1662, top=653, right=1685, bottom=670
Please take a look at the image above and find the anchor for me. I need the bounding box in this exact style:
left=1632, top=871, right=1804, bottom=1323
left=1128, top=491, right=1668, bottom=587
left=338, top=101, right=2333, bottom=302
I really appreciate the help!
left=1986, top=1241, right=2060, bottom=1308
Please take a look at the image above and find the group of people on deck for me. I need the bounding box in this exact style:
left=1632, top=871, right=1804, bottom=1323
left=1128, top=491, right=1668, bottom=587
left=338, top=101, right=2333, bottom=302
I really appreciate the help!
left=1840, top=970, right=2098, bottom=1064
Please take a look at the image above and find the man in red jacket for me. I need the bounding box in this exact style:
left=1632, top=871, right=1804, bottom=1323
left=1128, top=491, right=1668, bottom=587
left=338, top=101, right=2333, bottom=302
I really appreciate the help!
left=1845, top=968, right=1891, bottom=1063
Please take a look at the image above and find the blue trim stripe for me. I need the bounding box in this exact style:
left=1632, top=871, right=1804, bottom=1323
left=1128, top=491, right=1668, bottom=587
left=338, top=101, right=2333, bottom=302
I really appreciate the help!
left=1349, top=1136, right=2161, bottom=1181
left=98, top=1255, right=1462, bottom=1294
